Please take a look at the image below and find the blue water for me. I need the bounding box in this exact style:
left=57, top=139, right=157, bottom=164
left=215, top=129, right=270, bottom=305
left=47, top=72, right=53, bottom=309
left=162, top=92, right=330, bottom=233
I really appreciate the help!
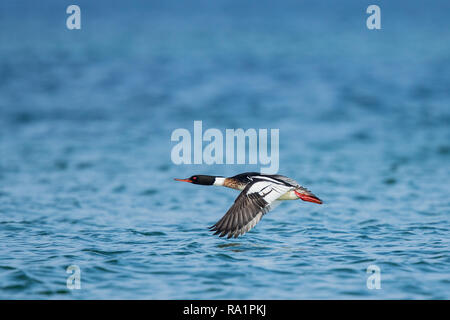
left=0, top=0, right=449, bottom=299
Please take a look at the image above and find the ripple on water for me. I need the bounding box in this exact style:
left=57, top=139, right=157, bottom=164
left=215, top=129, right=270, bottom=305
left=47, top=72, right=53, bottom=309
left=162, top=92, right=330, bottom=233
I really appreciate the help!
left=1, top=269, right=43, bottom=292
left=217, top=243, right=241, bottom=249
left=139, top=189, right=158, bottom=196
left=129, top=229, right=166, bottom=237
left=328, top=267, right=359, bottom=275
left=206, top=253, right=243, bottom=262
left=81, top=248, right=131, bottom=257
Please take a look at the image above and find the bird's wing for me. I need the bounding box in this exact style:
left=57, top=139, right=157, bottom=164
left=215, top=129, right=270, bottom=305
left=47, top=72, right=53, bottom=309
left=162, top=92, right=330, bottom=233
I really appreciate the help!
left=209, top=180, right=294, bottom=238
left=269, top=174, right=301, bottom=187
left=269, top=175, right=316, bottom=195
left=247, top=174, right=301, bottom=188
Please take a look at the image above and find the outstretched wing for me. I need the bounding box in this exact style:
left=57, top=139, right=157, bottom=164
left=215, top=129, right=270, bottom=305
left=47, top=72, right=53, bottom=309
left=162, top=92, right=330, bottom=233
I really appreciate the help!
left=269, top=175, right=301, bottom=188
left=269, top=174, right=317, bottom=196
left=209, top=180, right=293, bottom=238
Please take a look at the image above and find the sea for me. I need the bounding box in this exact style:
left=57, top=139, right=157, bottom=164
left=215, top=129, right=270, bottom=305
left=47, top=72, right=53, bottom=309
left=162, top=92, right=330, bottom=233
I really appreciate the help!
left=0, top=0, right=449, bottom=299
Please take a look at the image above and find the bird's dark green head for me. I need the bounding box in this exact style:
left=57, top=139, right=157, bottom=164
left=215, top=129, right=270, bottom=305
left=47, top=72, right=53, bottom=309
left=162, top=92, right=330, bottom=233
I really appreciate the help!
left=174, top=175, right=216, bottom=185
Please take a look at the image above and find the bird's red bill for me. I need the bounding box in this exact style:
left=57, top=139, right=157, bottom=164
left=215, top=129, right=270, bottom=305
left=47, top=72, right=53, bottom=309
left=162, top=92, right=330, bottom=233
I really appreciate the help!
left=294, top=190, right=323, bottom=204
left=174, top=178, right=192, bottom=183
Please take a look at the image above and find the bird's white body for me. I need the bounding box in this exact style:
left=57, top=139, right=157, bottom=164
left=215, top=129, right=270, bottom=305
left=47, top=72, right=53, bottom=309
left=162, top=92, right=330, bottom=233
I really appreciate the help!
left=277, top=190, right=300, bottom=200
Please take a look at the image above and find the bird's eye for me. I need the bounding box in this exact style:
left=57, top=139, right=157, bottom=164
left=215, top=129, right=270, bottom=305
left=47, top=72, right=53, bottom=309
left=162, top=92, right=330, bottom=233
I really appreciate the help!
left=193, top=176, right=197, bottom=180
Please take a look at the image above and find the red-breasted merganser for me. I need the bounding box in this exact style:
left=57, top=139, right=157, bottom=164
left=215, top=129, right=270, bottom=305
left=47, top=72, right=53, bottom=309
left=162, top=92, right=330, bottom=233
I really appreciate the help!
left=174, top=172, right=322, bottom=239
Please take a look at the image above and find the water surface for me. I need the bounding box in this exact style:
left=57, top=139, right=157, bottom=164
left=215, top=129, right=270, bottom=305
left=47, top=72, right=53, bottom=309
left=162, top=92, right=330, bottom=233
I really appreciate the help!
left=0, top=0, right=449, bottom=299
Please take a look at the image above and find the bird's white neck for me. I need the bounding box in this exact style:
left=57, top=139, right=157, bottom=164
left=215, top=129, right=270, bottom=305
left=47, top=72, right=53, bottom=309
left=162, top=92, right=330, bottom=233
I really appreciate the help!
left=213, top=177, right=226, bottom=186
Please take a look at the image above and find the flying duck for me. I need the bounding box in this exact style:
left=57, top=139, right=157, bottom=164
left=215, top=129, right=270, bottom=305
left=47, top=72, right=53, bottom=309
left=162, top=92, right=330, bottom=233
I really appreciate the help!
left=174, top=172, right=322, bottom=238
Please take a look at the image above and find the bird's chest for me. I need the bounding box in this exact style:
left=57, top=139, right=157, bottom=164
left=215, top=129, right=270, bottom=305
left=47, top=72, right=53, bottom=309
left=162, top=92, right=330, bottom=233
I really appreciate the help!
left=224, top=180, right=247, bottom=191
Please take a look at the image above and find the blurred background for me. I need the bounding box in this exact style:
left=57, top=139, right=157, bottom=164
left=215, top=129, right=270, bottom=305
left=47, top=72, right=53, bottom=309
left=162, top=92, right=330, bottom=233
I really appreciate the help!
left=0, top=0, right=449, bottom=299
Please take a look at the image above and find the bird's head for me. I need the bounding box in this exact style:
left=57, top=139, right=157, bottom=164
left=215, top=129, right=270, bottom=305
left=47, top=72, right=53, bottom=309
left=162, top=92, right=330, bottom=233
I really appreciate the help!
left=174, top=175, right=216, bottom=185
